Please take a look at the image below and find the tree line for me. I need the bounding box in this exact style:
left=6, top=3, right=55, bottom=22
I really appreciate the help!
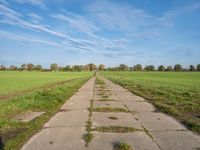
left=0, top=63, right=200, bottom=72
left=108, top=64, right=200, bottom=71
left=0, top=63, right=104, bottom=71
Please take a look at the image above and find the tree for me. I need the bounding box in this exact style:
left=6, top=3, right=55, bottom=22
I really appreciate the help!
left=98, top=64, right=105, bottom=71
left=158, top=65, right=165, bottom=71
left=166, top=66, right=173, bottom=71
left=189, top=65, right=195, bottom=71
left=0, top=65, right=6, bottom=71
left=27, top=63, right=34, bottom=71
left=144, top=65, right=155, bottom=71
left=34, top=65, right=42, bottom=71
left=21, top=64, right=27, bottom=71
left=133, top=64, right=142, bottom=71
left=83, top=65, right=89, bottom=71
left=87, top=63, right=97, bottom=71
left=119, top=64, right=128, bottom=71
left=174, top=64, right=182, bottom=71
left=10, top=65, right=17, bottom=71
left=197, top=64, right=200, bottom=71
left=50, top=63, right=59, bottom=71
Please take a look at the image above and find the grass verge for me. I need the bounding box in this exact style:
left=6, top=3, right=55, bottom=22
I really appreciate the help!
left=0, top=77, right=89, bottom=150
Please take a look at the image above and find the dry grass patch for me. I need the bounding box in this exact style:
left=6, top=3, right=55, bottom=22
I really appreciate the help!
left=113, top=142, right=133, bottom=150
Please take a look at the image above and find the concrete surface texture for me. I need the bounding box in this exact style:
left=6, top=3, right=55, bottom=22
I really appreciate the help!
left=21, top=76, right=200, bottom=150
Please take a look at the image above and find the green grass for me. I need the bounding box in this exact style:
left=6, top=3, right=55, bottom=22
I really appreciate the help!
left=102, top=71, right=200, bottom=132
left=95, top=77, right=105, bottom=85
left=113, top=142, right=133, bottom=150
left=90, top=107, right=128, bottom=113
left=0, top=73, right=91, bottom=150
left=0, top=71, right=92, bottom=96
left=93, top=126, right=140, bottom=133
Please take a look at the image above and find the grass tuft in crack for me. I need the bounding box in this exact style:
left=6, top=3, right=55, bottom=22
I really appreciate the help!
left=113, top=142, right=133, bottom=150
left=93, top=126, right=140, bottom=133
left=84, top=99, right=94, bottom=147
left=90, top=107, right=128, bottom=113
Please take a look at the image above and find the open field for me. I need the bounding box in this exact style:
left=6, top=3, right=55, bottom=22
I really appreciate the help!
left=0, top=71, right=93, bottom=98
left=102, top=71, right=200, bottom=132
left=0, top=71, right=92, bottom=149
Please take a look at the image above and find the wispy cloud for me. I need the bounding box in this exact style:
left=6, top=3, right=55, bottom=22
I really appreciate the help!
left=15, top=0, right=46, bottom=8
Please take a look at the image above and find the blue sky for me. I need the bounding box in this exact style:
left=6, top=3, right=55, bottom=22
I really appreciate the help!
left=0, top=0, right=200, bottom=68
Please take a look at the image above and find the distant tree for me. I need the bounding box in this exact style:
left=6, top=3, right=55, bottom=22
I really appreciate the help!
left=21, top=64, right=27, bottom=71
left=98, top=64, right=105, bottom=71
left=166, top=66, right=173, bottom=71
left=27, top=63, right=34, bottom=71
left=144, top=65, right=155, bottom=71
left=158, top=65, right=165, bottom=71
left=59, top=66, right=63, bottom=71
left=189, top=65, right=195, bottom=71
left=71, top=65, right=83, bottom=71
left=10, top=65, right=17, bottom=71
left=119, top=64, right=128, bottom=71
left=197, top=64, right=200, bottom=71
left=63, top=65, right=71, bottom=71
left=87, top=63, right=97, bottom=71
left=34, top=65, right=42, bottom=71
left=0, top=65, right=6, bottom=71
left=133, top=64, right=142, bottom=71
left=50, top=63, right=59, bottom=71
left=174, top=64, right=182, bottom=71
left=83, top=65, right=89, bottom=71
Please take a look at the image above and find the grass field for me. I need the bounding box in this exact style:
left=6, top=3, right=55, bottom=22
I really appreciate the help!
left=0, top=71, right=93, bottom=150
left=0, top=71, right=92, bottom=96
left=102, top=71, right=200, bottom=133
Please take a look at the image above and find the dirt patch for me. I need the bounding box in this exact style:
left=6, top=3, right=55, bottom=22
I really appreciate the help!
left=0, top=128, right=27, bottom=149
left=14, top=111, right=45, bottom=122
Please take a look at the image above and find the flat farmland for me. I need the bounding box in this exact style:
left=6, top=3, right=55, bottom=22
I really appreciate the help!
left=102, top=71, right=200, bottom=132
left=0, top=71, right=92, bottom=97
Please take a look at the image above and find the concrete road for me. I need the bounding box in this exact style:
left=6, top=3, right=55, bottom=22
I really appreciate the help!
left=21, top=76, right=200, bottom=150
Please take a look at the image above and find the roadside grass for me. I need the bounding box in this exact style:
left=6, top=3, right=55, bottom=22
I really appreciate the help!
left=102, top=71, right=200, bottom=133
left=113, top=142, right=133, bottom=150
left=0, top=77, right=89, bottom=150
left=93, top=126, right=140, bottom=133
left=89, top=107, right=128, bottom=113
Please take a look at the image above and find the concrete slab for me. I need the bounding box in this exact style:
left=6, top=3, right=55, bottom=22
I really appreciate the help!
left=61, top=95, right=90, bottom=110
left=117, top=93, right=146, bottom=102
left=75, top=91, right=93, bottom=96
left=88, top=131, right=160, bottom=150
left=44, top=109, right=88, bottom=127
left=136, top=112, right=186, bottom=131
left=152, top=130, right=200, bottom=150
left=15, top=111, right=45, bottom=122
left=94, top=94, right=119, bottom=101
left=93, top=101, right=126, bottom=109
left=124, top=101, right=155, bottom=112
left=21, top=127, right=86, bottom=150
left=92, top=112, right=142, bottom=129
